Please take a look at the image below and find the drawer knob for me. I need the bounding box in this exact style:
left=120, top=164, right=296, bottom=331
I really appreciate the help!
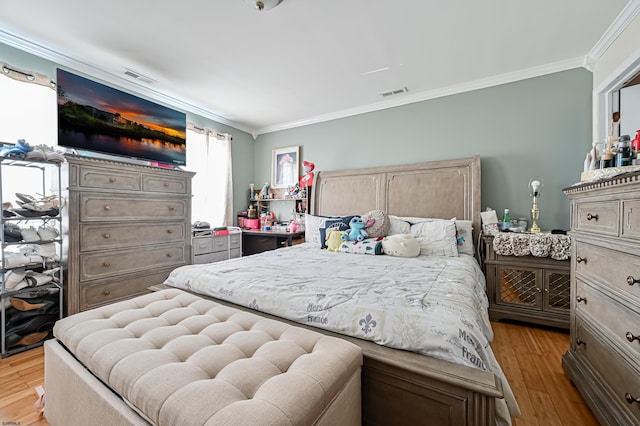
left=168, top=206, right=175, bottom=211
left=104, top=205, right=112, bottom=211
left=576, top=256, right=587, bottom=264
left=103, top=233, right=110, bottom=239
left=102, top=290, right=111, bottom=296
left=163, top=182, right=169, bottom=187
left=586, top=213, right=598, bottom=221
left=103, top=262, right=111, bottom=268
left=627, top=276, right=640, bottom=286
left=626, top=331, right=640, bottom=343
left=625, top=393, right=640, bottom=405
left=576, top=296, right=587, bottom=304
left=576, top=338, right=586, bottom=347
left=167, top=229, right=174, bottom=234
left=109, top=177, right=116, bottom=183
left=166, top=253, right=173, bottom=258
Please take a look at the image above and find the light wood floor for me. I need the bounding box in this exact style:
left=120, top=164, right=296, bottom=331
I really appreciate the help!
left=0, top=321, right=597, bottom=425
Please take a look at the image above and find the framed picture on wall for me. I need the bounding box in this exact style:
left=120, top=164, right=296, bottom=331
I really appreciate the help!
left=272, top=146, right=299, bottom=188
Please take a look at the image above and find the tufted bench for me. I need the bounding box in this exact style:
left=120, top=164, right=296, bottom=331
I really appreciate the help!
left=44, top=289, right=363, bottom=426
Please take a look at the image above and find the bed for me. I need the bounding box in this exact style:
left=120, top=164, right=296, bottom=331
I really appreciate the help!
left=163, top=156, right=520, bottom=425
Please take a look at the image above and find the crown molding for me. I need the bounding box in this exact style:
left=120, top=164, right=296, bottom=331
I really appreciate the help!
left=255, top=56, right=586, bottom=136
left=0, top=29, right=254, bottom=136
left=584, top=0, right=640, bottom=71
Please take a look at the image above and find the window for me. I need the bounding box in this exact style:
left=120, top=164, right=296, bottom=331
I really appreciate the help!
left=186, top=125, right=233, bottom=228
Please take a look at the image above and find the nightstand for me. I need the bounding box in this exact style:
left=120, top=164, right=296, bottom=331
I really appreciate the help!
left=192, top=228, right=242, bottom=264
left=482, top=234, right=570, bottom=329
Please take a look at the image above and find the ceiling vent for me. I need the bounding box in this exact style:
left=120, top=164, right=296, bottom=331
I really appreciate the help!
left=380, top=86, right=409, bottom=97
left=123, top=68, right=156, bottom=84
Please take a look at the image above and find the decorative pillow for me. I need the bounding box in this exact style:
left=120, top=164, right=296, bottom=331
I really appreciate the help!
left=360, top=209, right=390, bottom=238
left=381, top=234, right=421, bottom=257
left=304, top=214, right=335, bottom=246
left=453, top=218, right=474, bottom=256
left=388, top=215, right=411, bottom=235
left=409, top=218, right=459, bottom=257
left=319, top=216, right=355, bottom=249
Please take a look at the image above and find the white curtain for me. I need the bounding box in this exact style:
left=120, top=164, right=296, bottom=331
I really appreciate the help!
left=186, top=124, right=233, bottom=227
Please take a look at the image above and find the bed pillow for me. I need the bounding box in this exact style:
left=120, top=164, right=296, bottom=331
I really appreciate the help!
left=305, top=214, right=333, bottom=246
left=409, top=218, right=459, bottom=257
left=388, top=215, right=411, bottom=235
left=319, top=216, right=355, bottom=249
left=361, top=209, right=390, bottom=238
left=454, top=218, right=474, bottom=256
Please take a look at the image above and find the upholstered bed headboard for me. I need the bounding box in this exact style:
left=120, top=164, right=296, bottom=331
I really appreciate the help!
left=311, top=156, right=482, bottom=243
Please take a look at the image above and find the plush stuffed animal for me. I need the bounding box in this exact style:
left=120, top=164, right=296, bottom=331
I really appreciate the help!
left=381, top=234, right=421, bottom=257
left=342, top=217, right=370, bottom=242
left=299, top=161, right=315, bottom=188
left=326, top=229, right=347, bottom=252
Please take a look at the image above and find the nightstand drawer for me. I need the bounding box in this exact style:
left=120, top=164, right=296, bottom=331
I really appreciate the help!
left=212, top=236, right=229, bottom=252
left=192, top=237, right=214, bottom=255
left=193, top=251, right=228, bottom=264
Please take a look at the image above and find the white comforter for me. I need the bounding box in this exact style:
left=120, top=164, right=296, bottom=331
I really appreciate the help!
left=164, top=242, right=519, bottom=422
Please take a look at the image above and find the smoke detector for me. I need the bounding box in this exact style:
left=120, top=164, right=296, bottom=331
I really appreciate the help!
left=245, top=0, right=282, bottom=11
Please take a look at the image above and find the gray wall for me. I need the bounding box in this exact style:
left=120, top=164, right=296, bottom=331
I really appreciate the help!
left=2, top=40, right=592, bottom=231
left=255, top=69, right=593, bottom=231
left=0, top=42, right=256, bottom=221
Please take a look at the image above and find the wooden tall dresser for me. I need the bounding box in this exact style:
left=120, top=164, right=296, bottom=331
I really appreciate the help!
left=62, top=156, right=195, bottom=314
left=563, top=171, right=640, bottom=425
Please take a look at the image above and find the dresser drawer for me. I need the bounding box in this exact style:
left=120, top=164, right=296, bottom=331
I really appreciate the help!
left=575, top=318, right=640, bottom=422
left=193, top=251, right=228, bottom=264
left=80, top=194, right=187, bottom=221
left=574, top=241, right=640, bottom=303
left=77, top=166, right=141, bottom=191
left=230, top=233, right=241, bottom=249
left=212, top=236, right=229, bottom=252
left=574, top=200, right=619, bottom=235
left=192, top=237, right=214, bottom=255
left=143, top=175, right=189, bottom=194
left=80, top=268, right=174, bottom=310
left=80, top=222, right=186, bottom=251
left=622, top=199, right=640, bottom=240
left=79, top=244, right=187, bottom=281
left=576, top=279, right=640, bottom=360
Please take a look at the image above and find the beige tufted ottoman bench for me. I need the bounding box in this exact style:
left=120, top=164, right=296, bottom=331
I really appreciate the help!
left=44, top=289, right=363, bottom=426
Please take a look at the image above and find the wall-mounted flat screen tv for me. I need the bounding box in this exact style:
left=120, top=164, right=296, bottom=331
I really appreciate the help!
left=57, top=69, right=186, bottom=166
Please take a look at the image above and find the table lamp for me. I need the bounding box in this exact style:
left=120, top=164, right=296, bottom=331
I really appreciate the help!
left=529, top=177, right=543, bottom=233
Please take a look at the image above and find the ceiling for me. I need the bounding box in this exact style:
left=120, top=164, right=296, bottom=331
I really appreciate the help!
left=0, top=0, right=635, bottom=137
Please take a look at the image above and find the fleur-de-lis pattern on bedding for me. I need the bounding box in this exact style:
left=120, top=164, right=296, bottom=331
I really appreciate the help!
left=164, top=242, right=519, bottom=421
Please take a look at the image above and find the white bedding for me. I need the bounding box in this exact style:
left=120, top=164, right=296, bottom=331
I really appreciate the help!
left=164, top=242, right=519, bottom=422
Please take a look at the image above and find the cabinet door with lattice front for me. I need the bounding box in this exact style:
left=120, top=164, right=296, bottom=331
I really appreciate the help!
left=543, top=269, right=571, bottom=314
left=495, top=265, right=543, bottom=309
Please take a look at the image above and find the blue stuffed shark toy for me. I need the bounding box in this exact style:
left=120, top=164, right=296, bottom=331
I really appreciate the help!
left=341, top=216, right=373, bottom=242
